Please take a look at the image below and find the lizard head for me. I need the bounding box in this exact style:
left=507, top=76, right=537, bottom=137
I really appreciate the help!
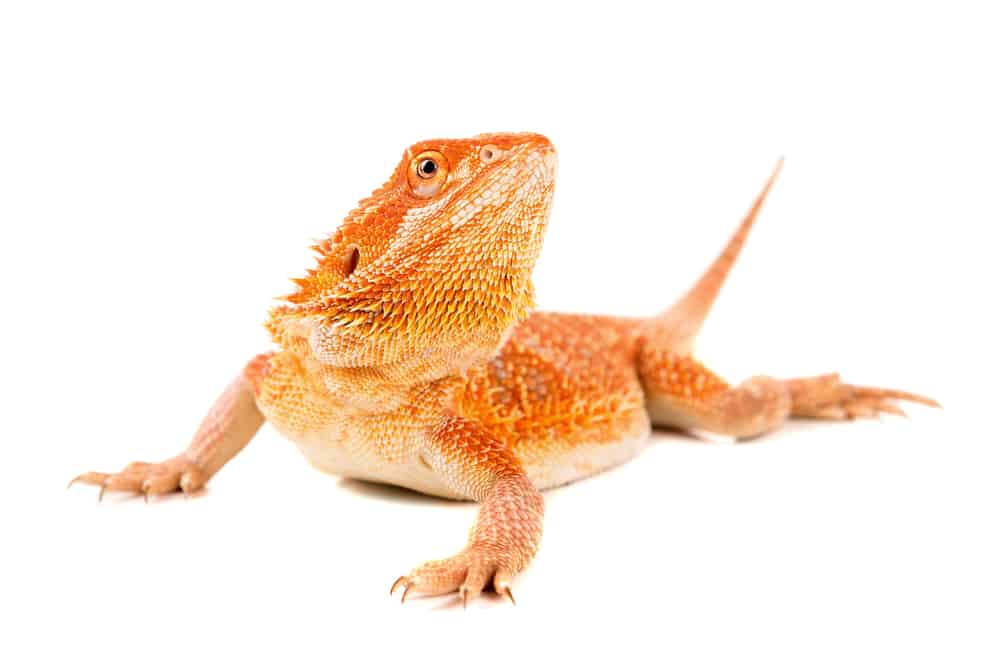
left=268, top=132, right=557, bottom=376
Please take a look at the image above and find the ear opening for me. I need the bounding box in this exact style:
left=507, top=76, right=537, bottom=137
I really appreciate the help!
left=345, top=246, right=360, bottom=276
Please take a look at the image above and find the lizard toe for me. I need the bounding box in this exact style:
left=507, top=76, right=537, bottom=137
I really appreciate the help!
left=458, top=561, right=491, bottom=606
left=790, top=374, right=938, bottom=421
left=493, top=568, right=517, bottom=605
left=70, top=456, right=205, bottom=501
left=141, top=470, right=183, bottom=500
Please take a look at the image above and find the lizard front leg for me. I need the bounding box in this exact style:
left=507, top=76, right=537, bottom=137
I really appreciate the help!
left=70, top=353, right=271, bottom=500
left=391, top=416, right=544, bottom=606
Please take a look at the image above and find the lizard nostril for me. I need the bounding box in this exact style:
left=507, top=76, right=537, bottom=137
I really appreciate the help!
left=345, top=246, right=360, bottom=276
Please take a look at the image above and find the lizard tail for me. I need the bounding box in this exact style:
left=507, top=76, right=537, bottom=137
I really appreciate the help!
left=647, top=158, right=784, bottom=354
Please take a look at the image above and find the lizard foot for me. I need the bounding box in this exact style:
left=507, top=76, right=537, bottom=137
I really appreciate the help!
left=69, top=455, right=207, bottom=501
left=787, top=373, right=940, bottom=420
left=391, top=547, right=518, bottom=607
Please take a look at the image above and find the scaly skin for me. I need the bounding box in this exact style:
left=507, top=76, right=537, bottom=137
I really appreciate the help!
left=72, top=134, right=939, bottom=606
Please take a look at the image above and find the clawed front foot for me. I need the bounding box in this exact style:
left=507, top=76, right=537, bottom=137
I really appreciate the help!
left=391, top=420, right=545, bottom=608
left=69, top=363, right=267, bottom=503
left=69, top=455, right=207, bottom=502
left=391, top=546, right=519, bottom=607
left=788, top=373, right=940, bottom=420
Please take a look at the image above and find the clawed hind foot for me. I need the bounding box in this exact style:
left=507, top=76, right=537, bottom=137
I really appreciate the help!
left=787, top=373, right=940, bottom=421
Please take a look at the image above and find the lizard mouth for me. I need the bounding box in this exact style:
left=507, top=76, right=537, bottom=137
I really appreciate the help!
left=539, top=144, right=558, bottom=182
left=515, top=135, right=558, bottom=185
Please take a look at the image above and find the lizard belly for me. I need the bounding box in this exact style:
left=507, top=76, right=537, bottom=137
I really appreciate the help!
left=461, top=385, right=652, bottom=491
left=519, top=412, right=651, bottom=489
left=283, top=425, right=461, bottom=499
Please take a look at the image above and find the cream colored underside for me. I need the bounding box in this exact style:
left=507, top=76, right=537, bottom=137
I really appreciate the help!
left=519, top=415, right=652, bottom=490
left=270, top=410, right=653, bottom=499
left=266, top=418, right=466, bottom=499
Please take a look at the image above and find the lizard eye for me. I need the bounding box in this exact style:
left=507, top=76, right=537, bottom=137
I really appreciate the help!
left=416, top=158, right=437, bottom=178
left=407, top=150, right=449, bottom=198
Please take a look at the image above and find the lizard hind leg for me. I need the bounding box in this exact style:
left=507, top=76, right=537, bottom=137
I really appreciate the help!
left=634, top=159, right=938, bottom=439
left=638, top=350, right=939, bottom=440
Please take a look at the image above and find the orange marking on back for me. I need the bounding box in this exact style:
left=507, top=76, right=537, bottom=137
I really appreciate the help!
left=453, top=312, right=647, bottom=454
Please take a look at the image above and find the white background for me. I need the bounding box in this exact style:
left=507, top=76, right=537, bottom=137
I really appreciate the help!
left=2, top=1, right=996, bottom=665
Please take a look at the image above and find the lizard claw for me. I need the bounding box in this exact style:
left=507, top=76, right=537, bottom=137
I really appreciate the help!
left=390, top=576, right=412, bottom=604
left=497, top=584, right=516, bottom=606
left=870, top=401, right=908, bottom=419
left=68, top=472, right=106, bottom=491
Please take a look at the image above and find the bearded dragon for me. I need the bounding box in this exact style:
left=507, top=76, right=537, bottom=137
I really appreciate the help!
left=71, top=132, right=938, bottom=606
